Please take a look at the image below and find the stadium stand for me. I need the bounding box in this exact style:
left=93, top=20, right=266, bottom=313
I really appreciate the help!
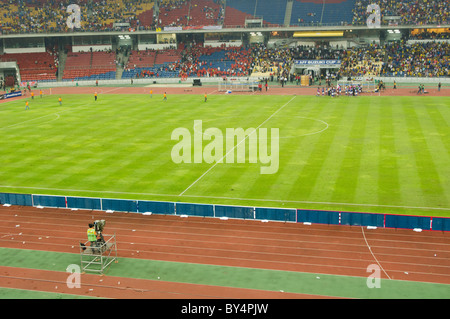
left=224, top=0, right=258, bottom=27
left=224, top=0, right=355, bottom=27
left=126, top=50, right=157, bottom=69
left=0, top=48, right=59, bottom=82
left=155, top=49, right=182, bottom=65
left=352, top=0, right=449, bottom=26
left=223, top=5, right=254, bottom=27
left=0, top=0, right=448, bottom=33
left=249, top=41, right=449, bottom=79
left=153, top=0, right=222, bottom=27
left=291, top=0, right=355, bottom=25
left=157, top=0, right=190, bottom=27
left=253, top=0, right=288, bottom=26
left=249, top=44, right=293, bottom=78
left=197, top=46, right=252, bottom=77
left=122, top=48, right=181, bottom=79
left=380, top=41, right=450, bottom=77
left=409, top=30, right=450, bottom=40
left=2, top=39, right=448, bottom=85
left=0, top=0, right=155, bottom=33
left=186, top=0, right=223, bottom=26
left=339, top=44, right=385, bottom=77
left=0, top=0, right=448, bottom=88
left=63, top=50, right=116, bottom=81
left=224, top=0, right=286, bottom=26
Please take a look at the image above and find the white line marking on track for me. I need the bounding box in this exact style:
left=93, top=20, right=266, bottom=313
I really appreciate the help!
left=99, top=87, right=125, bottom=94
left=361, top=226, right=391, bottom=280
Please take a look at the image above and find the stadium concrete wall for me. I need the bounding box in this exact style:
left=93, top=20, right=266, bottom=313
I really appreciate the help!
left=34, top=76, right=450, bottom=88
left=35, top=76, right=259, bottom=87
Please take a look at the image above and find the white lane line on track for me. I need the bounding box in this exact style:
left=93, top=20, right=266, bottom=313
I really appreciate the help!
left=361, top=226, right=392, bottom=280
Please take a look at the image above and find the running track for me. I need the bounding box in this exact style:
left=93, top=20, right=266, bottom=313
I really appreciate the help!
left=0, top=205, right=449, bottom=299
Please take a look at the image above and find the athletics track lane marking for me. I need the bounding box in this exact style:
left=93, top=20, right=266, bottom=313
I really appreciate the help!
left=361, top=226, right=392, bottom=280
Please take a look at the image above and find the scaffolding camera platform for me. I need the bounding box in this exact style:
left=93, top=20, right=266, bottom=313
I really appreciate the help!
left=80, top=234, right=118, bottom=275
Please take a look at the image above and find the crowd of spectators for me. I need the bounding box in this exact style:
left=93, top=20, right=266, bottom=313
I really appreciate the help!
left=156, top=0, right=224, bottom=27
left=84, top=0, right=152, bottom=31
left=177, top=44, right=252, bottom=78
left=291, top=44, right=345, bottom=60
left=249, top=44, right=295, bottom=83
left=123, top=41, right=449, bottom=80
left=3, top=40, right=449, bottom=83
left=0, top=0, right=448, bottom=34
left=339, top=43, right=385, bottom=77
left=352, top=0, right=400, bottom=25
left=409, top=31, right=450, bottom=40
left=352, top=0, right=449, bottom=26
left=157, top=0, right=190, bottom=27
left=246, top=41, right=449, bottom=80
left=0, top=0, right=63, bottom=33
left=0, top=0, right=153, bottom=34
left=380, top=41, right=449, bottom=77
left=396, top=0, right=449, bottom=26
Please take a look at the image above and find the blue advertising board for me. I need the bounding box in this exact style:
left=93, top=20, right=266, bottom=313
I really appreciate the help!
left=0, top=192, right=448, bottom=231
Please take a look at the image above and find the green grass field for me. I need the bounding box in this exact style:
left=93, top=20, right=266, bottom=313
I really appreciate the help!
left=0, top=92, right=449, bottom=217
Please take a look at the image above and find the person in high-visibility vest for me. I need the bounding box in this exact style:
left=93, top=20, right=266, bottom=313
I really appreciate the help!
left=87, top=223, right=98, bottom=247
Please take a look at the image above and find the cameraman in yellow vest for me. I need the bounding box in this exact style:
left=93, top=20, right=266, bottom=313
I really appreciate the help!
left=87, top=223, right=99, bottom=247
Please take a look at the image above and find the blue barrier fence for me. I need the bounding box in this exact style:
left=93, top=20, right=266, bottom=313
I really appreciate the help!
left=0, top=192, right=448, bottom=231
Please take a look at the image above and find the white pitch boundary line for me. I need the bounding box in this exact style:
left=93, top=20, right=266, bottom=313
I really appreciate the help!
left=361, top=226, right=392, bottom=280
left=0, top=98, right=95, bottom=131
left=178, top=96, right=297, bottom=196
left=99, top=87, right=126, bottom=94
left=0, top=184, right=449, bottom=211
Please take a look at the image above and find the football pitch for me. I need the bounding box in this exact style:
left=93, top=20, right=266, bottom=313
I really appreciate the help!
left=0, top=92, right=449, bottom=217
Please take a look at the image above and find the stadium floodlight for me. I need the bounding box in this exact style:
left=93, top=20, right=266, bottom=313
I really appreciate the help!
left=394, top=29, right=401, bottom=33
left=387, top=30, right=394, bottom=33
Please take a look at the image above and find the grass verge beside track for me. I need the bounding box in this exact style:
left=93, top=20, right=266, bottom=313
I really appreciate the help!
left=0, top=248, right=448, bottom=299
